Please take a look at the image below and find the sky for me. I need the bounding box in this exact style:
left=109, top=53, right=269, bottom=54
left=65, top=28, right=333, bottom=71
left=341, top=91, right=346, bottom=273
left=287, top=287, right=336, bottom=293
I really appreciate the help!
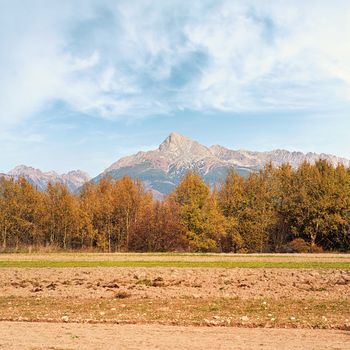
left=1, top=0, right=350, bottom=176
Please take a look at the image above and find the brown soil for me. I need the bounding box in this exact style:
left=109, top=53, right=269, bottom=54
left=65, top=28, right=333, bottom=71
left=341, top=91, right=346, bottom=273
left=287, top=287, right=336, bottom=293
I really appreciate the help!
left=1, top=267, right=349, bottom=330
left=0, top=267, right=349, bottom=300
left=0, top=321, right=349, bottom=350
left=1, top=259, right=349, bottom=348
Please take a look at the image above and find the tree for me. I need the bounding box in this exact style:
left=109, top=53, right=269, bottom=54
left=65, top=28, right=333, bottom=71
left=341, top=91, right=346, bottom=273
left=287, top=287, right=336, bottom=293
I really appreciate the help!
left=267, top=164, right=294, bottom=251
left=129, top=198, right=188, bottom=252
left=218, top=168, right=275, bottom=252
left=79, top=182, right=98, bottom=249
left=113, top=176, right=152, bottom=251
left=218, top=170, right=245, bottom=252
left=79, top=176, right=152, bottom=252
left=43, top=182, right=81, bottom=249
left=1, top=158, right=350, bottom=253
left=0, top=178, right=15, bottom=250
left=174, top=172, right=225, bottom=252
left=90, top=177, right=115, bottom=251
left=0, top=178, right=44, bottom=250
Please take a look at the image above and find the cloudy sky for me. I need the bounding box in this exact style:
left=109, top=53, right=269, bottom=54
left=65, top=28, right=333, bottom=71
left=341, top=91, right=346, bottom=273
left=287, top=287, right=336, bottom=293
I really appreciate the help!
left=1, top=0, right=350, bottom=176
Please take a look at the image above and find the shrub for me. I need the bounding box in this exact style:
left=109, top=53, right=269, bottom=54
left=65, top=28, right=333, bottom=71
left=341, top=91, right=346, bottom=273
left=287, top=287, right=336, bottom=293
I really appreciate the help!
left=310, top=244, right=323, bottom=253
left=284, top=238, right=310, bottom=253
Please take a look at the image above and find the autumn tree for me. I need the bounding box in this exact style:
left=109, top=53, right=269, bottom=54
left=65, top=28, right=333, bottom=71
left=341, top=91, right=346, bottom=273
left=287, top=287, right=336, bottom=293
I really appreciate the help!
left=79, top=182, right=98, bottom=249
left=113, top=176, right=152, bottom=251
left=174, top=172, right=226, bottom=252
left=88, top=177, right=115, bottom=251
left=218, top=168, right=275, bottom=252
left=283, top=160, right=350, bottom=251
left=266, top=164, right=294, bottom=251
left=218, top=170, right=245, bottom=252
left=14, top=178, right=45, bottom=248
left=0, top=178, right=15, bottom=250
left=0, top=178, right=44, bottom=250
left=1, top=159, right=350, bottom=253
left=79, top=176, right=151, bottom=252
left=43, top=182, right=81, bottom=249
left=129, top=198, right=188, bottom=251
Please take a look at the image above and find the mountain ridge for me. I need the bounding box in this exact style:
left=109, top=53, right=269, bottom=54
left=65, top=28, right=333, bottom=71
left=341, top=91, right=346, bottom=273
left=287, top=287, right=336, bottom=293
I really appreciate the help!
left=2, top=165, right=90, bottom=192
left=93, top=132, right=350, bottom=195
left=2, top=132, right=349, bottom=195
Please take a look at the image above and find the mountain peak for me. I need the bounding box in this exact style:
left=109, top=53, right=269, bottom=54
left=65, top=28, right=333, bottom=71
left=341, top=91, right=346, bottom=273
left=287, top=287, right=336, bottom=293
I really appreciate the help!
left=158, top=132, right=212, bottom=159
left=169, top=131, right=187, bottom=141
left=159, top=132, right=190, bottom=150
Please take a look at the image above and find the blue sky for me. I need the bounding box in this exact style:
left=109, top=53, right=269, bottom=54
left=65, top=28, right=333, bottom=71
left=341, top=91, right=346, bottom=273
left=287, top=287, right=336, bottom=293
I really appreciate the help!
left=1, top=0, right=350, bottom=176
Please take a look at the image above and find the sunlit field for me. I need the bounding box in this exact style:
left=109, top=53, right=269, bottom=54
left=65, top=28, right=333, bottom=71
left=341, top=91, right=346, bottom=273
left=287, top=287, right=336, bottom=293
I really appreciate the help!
left=0, top=253, right=349, bottom=328
left=0, top=252, right=349, bottom=269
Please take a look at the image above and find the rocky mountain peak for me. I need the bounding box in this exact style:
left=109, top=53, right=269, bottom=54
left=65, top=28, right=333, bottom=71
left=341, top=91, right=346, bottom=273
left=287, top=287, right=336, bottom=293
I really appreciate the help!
left=159, top=132, right=192, bottom=150
left=158, top=132, right=212, bottom=159
left=167, top=131, right=187, bottom=143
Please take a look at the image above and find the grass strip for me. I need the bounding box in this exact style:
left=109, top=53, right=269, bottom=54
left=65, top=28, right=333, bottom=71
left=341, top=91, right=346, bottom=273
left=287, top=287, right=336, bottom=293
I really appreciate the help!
left=0, top=260, right=349, bottom=269
left=2, top=252, right=349, bottom=258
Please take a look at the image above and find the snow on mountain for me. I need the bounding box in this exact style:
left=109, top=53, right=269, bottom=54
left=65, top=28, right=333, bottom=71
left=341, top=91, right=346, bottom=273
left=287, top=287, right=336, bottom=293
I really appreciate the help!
left=3, top=165, right=90, bottom=192
left=93, top=132, right=350, bottom=195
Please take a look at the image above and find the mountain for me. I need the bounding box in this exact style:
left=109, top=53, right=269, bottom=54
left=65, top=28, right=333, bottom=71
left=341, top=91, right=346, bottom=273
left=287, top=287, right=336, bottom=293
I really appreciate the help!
left=3, top=165, right=90, bottom=192
left=3, top=133, right=349, bottom=195
left=92, top=132, right=350, bottom=195
left=209, top=146, right=350, bottom=169
left=0, top=173, right=10, bottom=180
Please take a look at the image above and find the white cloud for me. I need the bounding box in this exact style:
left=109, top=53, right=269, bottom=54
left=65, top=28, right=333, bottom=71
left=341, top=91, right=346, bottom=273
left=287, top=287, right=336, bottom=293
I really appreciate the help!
left=182, top=1, right=350, bottom=111
left=0, top=0, right=350, bottom=133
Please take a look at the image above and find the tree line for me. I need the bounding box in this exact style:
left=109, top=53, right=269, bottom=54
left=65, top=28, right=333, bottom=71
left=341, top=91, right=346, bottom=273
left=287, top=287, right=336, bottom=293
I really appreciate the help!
left=1, top=159, right=349, bottom=253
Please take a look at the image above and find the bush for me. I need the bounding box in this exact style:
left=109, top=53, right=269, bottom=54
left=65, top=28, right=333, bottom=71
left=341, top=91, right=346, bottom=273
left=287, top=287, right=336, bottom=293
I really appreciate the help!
left=284, top=238, right=310, bottom=253
left=310, top=244, right=323, bottom=253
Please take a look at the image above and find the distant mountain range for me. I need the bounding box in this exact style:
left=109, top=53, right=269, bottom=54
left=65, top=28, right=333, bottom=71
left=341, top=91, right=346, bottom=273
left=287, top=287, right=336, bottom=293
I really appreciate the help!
left=1, top=165, right=90, bottom=192
left=2, top=132, right=350, bottom=195
left=92, top=132, right=350, bottom=196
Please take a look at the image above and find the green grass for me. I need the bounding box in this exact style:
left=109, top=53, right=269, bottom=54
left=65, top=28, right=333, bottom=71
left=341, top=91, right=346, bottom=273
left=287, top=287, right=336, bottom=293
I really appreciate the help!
left=0, top=260, right=349, bottom=269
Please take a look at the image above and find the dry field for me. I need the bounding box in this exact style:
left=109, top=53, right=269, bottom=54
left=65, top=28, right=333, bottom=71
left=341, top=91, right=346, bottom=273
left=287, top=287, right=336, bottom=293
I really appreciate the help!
left=0, top=253, right=349, bottom=349
left=0, top=322, right=349, bottom=350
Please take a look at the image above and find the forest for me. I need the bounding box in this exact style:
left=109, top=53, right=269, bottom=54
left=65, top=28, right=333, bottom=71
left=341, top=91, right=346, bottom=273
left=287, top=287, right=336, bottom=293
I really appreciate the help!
left=0, top=159, right=350, bottom=253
